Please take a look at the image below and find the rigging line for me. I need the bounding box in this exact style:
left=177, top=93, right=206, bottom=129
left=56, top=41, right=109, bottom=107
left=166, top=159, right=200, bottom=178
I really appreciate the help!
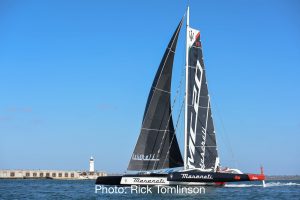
left=177, top=63, right=185, bottom=154
left=215, top=100, right=238, bottom=168
left=169, top=39, right=187, bottom=160
left=209, top=90, right=238, bottom=169
left=151, top=61, right=186, bottom=170
left=179, top=32, right=187, bottom=155
left=162, top=100, right=185, bottom=168
left=172, top=61, right=186, bottom=154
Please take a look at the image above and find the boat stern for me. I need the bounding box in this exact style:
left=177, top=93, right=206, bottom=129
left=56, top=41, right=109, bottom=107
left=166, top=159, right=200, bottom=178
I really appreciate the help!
left=247, top=173, right=265, bottom=181
left=247, top=166, right=265, bottom=181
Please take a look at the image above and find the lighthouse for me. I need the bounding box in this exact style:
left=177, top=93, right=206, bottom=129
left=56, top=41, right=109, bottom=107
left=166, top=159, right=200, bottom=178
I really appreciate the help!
left=89, top=156, right=95, bottom=173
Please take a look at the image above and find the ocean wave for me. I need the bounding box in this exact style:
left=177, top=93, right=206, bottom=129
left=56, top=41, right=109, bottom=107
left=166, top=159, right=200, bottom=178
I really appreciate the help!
left=225, top=184, right=261, bottom=188
left=225, top=182, right=300, bottom=188
left=265, top=182, right=300, bottom=187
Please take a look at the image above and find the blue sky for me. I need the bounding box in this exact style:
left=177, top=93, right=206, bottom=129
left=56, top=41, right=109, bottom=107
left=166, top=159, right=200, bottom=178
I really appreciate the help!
left=0, top=0, right=299, bottom=175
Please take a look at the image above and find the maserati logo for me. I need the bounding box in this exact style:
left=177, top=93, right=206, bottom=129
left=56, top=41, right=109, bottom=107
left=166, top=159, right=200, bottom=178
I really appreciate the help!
left=181, top=173, right=213, bottom=180
left=189, top=30, right=194, bottom=41
left=132, top=154, right=159, bottom=161
left=133, top=178, right=166, bottom=184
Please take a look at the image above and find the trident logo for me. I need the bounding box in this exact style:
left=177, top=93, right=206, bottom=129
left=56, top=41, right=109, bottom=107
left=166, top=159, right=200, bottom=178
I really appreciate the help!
left=189, top=30, right=194, bottom=41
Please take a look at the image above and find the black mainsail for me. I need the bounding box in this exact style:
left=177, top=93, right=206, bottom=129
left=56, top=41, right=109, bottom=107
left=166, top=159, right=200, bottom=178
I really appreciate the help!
left=185, top=26, right=219, bottom=171
left=128, top=20, right=184, bottom=171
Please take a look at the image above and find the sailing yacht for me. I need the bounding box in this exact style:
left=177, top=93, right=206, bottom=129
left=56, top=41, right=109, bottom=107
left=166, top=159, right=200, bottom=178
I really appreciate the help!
left=96, top=6, right=265, bottom=186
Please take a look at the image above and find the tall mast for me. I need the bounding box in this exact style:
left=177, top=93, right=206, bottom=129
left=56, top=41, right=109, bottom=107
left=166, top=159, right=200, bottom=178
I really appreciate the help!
left=184, top=5, right=189, bottom=170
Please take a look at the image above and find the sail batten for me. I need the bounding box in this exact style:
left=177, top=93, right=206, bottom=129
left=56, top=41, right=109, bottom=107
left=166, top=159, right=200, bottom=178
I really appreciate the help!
left=127, top=19, right=184, bottom=171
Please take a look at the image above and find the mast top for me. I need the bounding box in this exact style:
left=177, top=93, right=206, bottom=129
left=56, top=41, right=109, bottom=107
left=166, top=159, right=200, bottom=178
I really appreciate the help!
left=186, top=6, right=189, bottom=27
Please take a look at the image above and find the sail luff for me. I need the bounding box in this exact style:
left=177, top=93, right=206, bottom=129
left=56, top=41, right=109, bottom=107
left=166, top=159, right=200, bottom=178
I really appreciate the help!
left=184, top=5, right=190, bottom=170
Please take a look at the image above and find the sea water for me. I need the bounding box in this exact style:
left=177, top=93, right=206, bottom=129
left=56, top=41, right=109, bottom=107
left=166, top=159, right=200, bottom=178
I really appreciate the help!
left=0, top=179, right=299, bottom=199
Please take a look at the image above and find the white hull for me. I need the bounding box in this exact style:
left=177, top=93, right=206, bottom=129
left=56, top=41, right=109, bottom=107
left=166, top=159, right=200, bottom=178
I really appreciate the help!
left=120, top=177, right=219, bottom=186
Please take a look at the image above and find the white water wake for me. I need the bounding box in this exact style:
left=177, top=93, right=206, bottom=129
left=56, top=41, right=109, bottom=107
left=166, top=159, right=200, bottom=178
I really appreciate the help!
left=225, top=182, right=300, bottom=188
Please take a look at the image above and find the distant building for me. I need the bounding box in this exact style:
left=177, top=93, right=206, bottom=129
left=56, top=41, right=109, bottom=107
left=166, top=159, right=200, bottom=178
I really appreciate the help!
left=0, top=157, right=106, bottom=180
left=89, top=156, right=95, bottom=173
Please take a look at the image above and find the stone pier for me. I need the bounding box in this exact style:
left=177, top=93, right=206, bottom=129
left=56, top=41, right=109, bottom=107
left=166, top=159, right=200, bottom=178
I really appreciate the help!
left=0, top=170, right=106, bottom=180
